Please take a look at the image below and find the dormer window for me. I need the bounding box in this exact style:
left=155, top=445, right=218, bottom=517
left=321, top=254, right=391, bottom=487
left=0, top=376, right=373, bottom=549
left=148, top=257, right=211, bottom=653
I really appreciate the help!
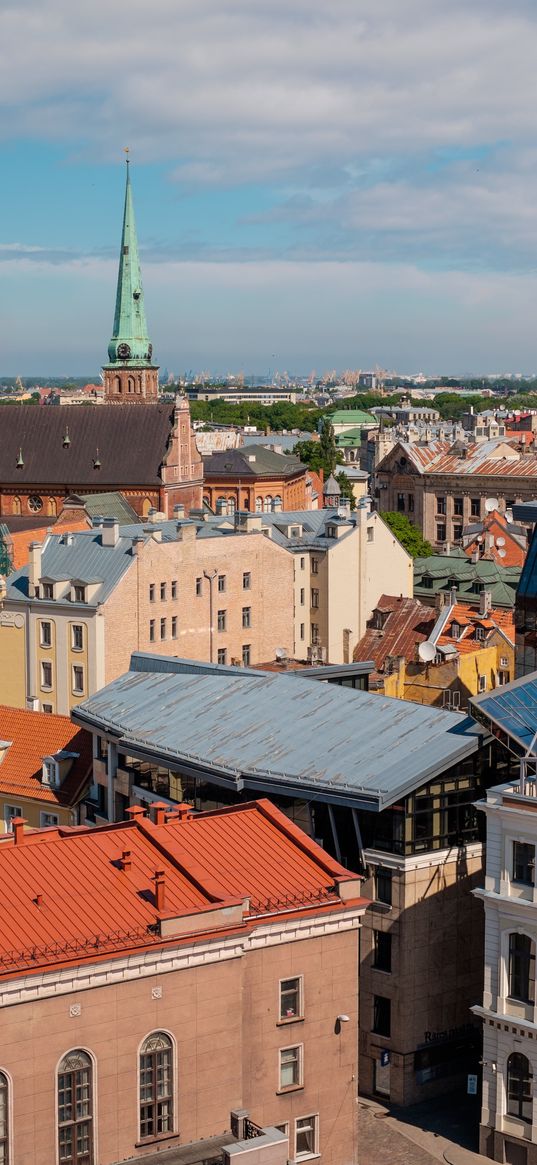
left=42, top=583, right=54, bottom=600
left=475, top=626, right=486, bottom=642
left=73, top=584, right=86, bottom=603
left=451, top=623, right=460, bottom=640
left=42, top=758, right=59, bottom=787
left=327, top=525, right=337, bottom=538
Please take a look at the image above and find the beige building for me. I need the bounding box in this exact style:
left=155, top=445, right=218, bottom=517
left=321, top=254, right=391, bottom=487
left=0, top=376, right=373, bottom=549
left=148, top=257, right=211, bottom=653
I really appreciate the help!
left=0, top=514, right=293, bottom=715
left=375, top=437, right=537, bottom=547
left=251, top=502, right=413, bottom=665
left=0, top=797, right=367, bottom=1165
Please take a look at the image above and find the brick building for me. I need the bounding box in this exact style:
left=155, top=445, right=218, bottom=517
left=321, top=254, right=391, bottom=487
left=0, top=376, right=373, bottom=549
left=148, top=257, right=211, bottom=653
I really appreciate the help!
left=202, top=446, right=312, bottom=514
left=0, top=797, right=367, bottom=1165
left=0, top=705, right=91, bottom=832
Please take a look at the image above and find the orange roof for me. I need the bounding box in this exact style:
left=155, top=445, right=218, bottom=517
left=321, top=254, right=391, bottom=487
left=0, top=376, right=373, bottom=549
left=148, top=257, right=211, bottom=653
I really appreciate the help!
left=438, top=602, right=514, bottom=654
left=0, top=800, right=365, bottom=978
left=0, top=706, right=92, bottom=807
left=463, top=510, right=527, bottom=569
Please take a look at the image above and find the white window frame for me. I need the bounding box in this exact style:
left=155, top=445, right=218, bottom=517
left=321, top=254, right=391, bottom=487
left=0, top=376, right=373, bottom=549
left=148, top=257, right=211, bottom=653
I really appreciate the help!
left=42, top=758, right=59, bottom=787
left=478, top=674, right=487, bottom=693
left=294, top=1113, right=319, bottom=1159
left=40, top=811, right=59, bottom=828
left=278, top=1043, right=303, bottom=1092
left=71, top=623, right=83, bottom=652
left=72, top=664, right=84, bottom=695
left=4, top=805, right=22, bottom=831
left=40, top=620, right=52, bottom=648
left=41, top=660, right=53, bottom=690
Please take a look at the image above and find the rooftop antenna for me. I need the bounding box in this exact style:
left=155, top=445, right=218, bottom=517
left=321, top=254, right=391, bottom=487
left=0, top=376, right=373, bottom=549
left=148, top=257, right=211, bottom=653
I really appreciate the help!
left=418, top=641, right=436, bottom=663
left=485, top=497, right=499, bottom=513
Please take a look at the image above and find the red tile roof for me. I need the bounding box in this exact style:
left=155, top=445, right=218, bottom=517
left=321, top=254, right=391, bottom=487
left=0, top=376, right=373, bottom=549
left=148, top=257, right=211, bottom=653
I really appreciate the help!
left=0, top=800, right=364, bottom=978
left=386, top=439, right=537, bottom=479
left=463, top=510, right=527, bottom=569
left=0, top=706, right=92, bottom=807
left=353, top=595, right=435, bottom=678
left=437, top=602, right=515, bottom=653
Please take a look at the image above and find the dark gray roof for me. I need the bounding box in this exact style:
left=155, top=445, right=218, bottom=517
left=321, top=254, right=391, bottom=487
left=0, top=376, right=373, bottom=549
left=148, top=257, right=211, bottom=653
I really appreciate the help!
left=203, top=444, right=304, bottom=479
left=0, top=403, right=175, bottom=486
left=72, top=652, right=487, bottom=811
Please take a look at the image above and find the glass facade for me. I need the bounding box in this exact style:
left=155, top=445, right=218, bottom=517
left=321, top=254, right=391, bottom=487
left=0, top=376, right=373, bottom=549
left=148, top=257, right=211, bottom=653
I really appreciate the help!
left=515, top=522, right=537, bottom=677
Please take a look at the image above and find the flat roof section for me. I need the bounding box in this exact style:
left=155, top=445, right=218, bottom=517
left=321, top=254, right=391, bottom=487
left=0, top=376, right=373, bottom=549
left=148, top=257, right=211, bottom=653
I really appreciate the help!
left=73, top=653, right=487, bottom=811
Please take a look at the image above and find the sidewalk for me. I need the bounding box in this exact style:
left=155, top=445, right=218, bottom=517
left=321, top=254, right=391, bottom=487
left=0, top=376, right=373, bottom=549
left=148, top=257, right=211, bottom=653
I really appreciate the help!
left=358, top=1096, right=492, bottom=1165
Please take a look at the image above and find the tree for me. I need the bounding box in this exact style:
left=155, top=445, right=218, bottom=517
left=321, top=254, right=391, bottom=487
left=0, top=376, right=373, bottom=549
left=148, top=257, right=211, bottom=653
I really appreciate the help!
left=381, top=512, right=433, bottom=558
left=318, top=418, right=337, bottom=475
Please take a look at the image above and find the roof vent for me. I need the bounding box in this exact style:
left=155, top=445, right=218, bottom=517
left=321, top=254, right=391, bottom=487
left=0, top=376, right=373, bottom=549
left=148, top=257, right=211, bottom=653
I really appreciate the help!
left=16, top=448, right=24, bottom=469
left=93, top=449, right=101, bottom=470
left=63, top=427, right=70, bottom=448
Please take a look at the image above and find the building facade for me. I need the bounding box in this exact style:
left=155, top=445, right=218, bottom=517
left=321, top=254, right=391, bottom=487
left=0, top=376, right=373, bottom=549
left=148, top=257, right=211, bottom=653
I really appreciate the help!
left=0, top=705, right=91, bottom=832
left=0, top=516, right=293, bottom=715
left=0, top=797, right=367, bottom=1165
left=202, top=446, right=313, bottom=514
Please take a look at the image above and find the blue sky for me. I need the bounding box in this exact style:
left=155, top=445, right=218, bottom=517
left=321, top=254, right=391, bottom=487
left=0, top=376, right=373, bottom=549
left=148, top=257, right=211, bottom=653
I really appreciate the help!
left=2, top=0, right=537, bottom=377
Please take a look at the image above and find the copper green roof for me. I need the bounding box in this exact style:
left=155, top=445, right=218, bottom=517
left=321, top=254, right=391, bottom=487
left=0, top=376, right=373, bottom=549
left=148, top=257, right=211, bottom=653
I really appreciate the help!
left=106, top=163, right=154, bottom=368
left=413, top=553, right=520, bottom=609
left=328, top=410, right=376, bottom=426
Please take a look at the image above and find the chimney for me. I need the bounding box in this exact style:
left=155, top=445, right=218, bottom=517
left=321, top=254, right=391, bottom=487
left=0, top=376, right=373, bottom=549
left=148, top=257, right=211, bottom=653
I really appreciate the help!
left=121, top=849, right=132, bottom=872
left=471, top=549, right=479, bottom=564
left=29, top=542, right=42, bottom=597
left=175, top=804, right=194, bottom=821
left=176, top=523, right=197, bottom=542
left=150, top=802, right=168, bottom=826
left=153, top=869, right=166, bottom=912
left=486, top=533, right=494, bottom=550
left=450, top=586, right=457, bottom=607
left=126, top=805, right=146, bottom=821
left=11, top=816, right=27, bottom=844
left=173, top=504, right=185, bottom=519
left=132, top=535, right=145, bottom=556
left=101, top=518, right=119, bottom=547
left=479, top=590, right=492, bottom=616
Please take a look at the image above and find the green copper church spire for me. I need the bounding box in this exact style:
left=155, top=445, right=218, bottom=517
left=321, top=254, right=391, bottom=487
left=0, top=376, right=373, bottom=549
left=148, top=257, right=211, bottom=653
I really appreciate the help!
left=107, top=161, right=153, bottom=366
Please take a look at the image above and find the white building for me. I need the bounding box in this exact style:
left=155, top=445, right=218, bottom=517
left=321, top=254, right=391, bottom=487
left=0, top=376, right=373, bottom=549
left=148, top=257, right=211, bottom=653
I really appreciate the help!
left=474, top=757, right=537, bottom=1164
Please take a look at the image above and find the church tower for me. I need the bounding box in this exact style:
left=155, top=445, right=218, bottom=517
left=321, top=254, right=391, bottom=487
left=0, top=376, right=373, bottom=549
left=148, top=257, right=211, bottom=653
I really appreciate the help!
left=103, top=161, right=159, bottom=401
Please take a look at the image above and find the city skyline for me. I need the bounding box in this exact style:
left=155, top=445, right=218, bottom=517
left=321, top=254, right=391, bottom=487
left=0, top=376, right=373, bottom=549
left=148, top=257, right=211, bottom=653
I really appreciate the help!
left=2, top=0, right=537, bottom=374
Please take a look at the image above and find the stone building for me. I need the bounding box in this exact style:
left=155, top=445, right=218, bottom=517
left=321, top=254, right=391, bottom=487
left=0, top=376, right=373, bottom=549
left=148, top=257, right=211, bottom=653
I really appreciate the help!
left=0, top=796, right=367, bottom=1165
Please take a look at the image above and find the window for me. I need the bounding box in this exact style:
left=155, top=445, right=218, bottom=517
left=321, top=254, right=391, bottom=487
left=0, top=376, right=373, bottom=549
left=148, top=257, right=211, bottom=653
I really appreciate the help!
left=0, top=1072, right=8, bottom=1165
left=513, top=842, right=535, bottom=887
left=149, top=584, right=155, bottom=602
left=217, top=575, right=226, bottom=593
left=217, top=610, right=226, bottom=632
left=408, top=494, right=415, bottom=513
left=43, top=583, right=54, bottom=600
left=397, top=493, right=405, bottom=512
left=71, top=625, right=83, bottom=652
left=255, top=497, right=263, bottom=513
left=72, top=666, right=84, bottom=695
left=43, top=759, right=59, bottom=786
left=300, top=588, right=305, bottom=605
left=509, top=933, right=535, bottom=1003
left=41, top=661, right=52, bottom=689
left=501, top=656, right=509, bottom=669
left=42, top=704, right=53, bottom=714
left=40, top=621, right=52, bottom=648
left=422, top=576, right=433, bottom=589
left=217, top=649, right=227, bottom=665
left=436, top=524, right=446, bottom=542
left=436, top=496, right=446, bottom=515
left=453, top=526, right=462, bottom=542
left=149, top=619, right=155, bottom=642
left=139, top=1033, right=173, bottom=1140
left=171, top=616, right=177, bottom=640
left=311, top=589, right=319, bottom=609
left=311, top=558, right=319, bottom=575
left=4, top=806, right=22, bottom=831
left=195, top=577, right=202, bottom=596
left=373, top=995, right=391, bottom=1037
left=367, top=526, right=374, bottom=542
left=160, top=618, right=166, bottom=640
left=300, top=623, right=305, bottom=640
left=311, top=624, right=319, bottom=645
left=279, top=1045, right=302, bottom=1089
left=373, top=931, right=392, bottom=973
left=507, top=1053, right=533, bottom=1123
left=40, top=812, right=59, bottom=828
left=295, top=1115, right=318, bottom=1158
left=160, top=582, right=166, bottom=601
left=454, top=497, right=463, bottom=516
left=471, top=498, right=481, bottom=517
left=171, top=580, right=177, bottom=600
left=242, top=644, right=251, bottom=666
left=478, top=674, right=487, bottom=692
left=241, top=607, right=251, bottom=629
left=451, top=623, right=460, bottom=640
left=300, top=557, right=305, bottom=570
left=375, top=867, right=392, bottom=905
left=73, top=585, right=85, bottom=603
left=280, top=977, right=302, bottom=1020
left=58, top=1050, right=93, bottom=1165
left=243, top=572, right=251, bottom=590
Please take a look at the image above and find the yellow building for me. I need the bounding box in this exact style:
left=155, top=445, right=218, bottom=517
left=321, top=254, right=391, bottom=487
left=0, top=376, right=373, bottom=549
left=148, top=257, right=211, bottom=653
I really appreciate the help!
left=0, top=705, right=92, bottom=831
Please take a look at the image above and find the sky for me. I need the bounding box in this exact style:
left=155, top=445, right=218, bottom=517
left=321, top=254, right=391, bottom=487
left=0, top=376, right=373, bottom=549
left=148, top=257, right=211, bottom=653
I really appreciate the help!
left=2, top=0, right=537, bottom=377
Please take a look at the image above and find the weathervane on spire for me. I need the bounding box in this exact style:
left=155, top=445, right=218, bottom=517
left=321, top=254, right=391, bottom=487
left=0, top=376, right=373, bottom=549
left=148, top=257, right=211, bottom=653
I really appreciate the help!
left=124, top=146, right=130, bottom=165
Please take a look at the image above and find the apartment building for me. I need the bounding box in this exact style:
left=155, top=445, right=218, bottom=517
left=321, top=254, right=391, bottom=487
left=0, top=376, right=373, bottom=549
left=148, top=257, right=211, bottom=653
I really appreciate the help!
left=376, top=438, right=537, bottom=547
left=471, top=674, right=537, bottom=1164
left=242, top=502, right=412, bottom=665
left=0, top=705, right=91, bottom=832
left=74, top=651, right=502, bottom=1106
left=0, top=797, right=367, bottom=1165
left=0, top=514, right=293, bottom=715
left=202, top=445, right=313, bottom=514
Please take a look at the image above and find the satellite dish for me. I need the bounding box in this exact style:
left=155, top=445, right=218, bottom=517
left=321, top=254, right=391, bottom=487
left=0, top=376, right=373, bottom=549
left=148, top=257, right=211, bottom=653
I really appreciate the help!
left=498, top=548, right=507, bottom=558
left=275, top=647, right=288, bottom=661
left=477, top=535, right=483, bottom=543
left=419, top=641, right=436, bottom=663
left=485, top=497, right=499, bottom=512
left=496, top=537, right=505, bottom=546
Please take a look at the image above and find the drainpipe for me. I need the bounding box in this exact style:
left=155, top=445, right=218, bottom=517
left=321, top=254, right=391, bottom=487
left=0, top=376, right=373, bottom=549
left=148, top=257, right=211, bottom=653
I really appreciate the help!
left=203, top=569, right=218, bottom=663
left=107, top=741, right=118, bottom=823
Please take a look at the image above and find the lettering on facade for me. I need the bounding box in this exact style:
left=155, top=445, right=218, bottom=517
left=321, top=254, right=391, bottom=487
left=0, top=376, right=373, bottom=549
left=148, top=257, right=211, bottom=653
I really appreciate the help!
left=422, top=1022, right=476, bottom=1047
left=0, top=612, right=24, bottom=629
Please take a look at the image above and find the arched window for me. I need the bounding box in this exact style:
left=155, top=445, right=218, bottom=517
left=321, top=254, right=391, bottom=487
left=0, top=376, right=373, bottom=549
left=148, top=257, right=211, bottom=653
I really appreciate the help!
left=12, top=497, right=21, bottom=516
left=255, top=497, right=263, bottom=513
left=507, top=1052, right=532, bottom=1122
left=273, top=495, right=283, bottom=512
left=115, top=376, right=122, bottom=394
left=142, top=498, right=152, bottom=518
left=47, top=498, right=57, bottom=517
left=508, top=932, right=536, bottom=1003
left=127, top=377, right=135, bottom=394
left=140, top=1032, right=174, bottom=1140
left=263, top=495, right=273, bottom=513
left=216, top=497, right=227, bottom=515
left=227, top=496, right=236, bottom=515
left=58, top=1050, right=93, bottom=1164
left=0, top=1072, right=9, bottom=1164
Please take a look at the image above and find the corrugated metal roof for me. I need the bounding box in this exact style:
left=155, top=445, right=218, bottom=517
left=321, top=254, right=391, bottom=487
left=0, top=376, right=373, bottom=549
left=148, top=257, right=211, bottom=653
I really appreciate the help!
left=384, top=438, right=537, bottom=478
left=7, top=529, right=137, bottom=604
left=73, top=654, right=487, bottom=810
